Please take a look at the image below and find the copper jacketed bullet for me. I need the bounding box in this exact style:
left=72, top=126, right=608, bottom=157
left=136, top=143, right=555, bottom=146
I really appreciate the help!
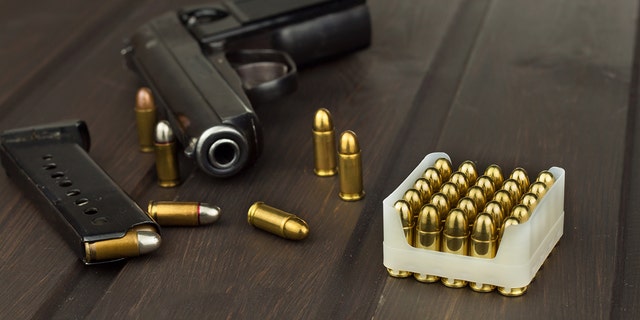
left=510, top=204, right=531, bottom=223
left=148, top=201, right=221, bottom=226
left=84, top=225, right=161, bottom=263
left=510, top=167, right=530, bottom=193
left=498, top=217, right=527, bottom=296
left=403, top=189, right=423, bottom=222
left=413, top=178, right=433, bottom=203
left=466, top=186, right=487, bottom=209
left=458, top=160, right=478, bottom=184
left=430, top=192, right=450, bottom=222
left=475, top=175, right=496, bottom=199
left=501, top=178, right=522, bottom=203
left=440, top=182, right=460, bottom=206
left=247, top=202, right=309, bottom=240
left=423, top=167, right=442, bottom=190
left=154, top=121, right=180, bottom=187
left=469, top=213, right=497, bottom=292
left=457, top=197, right=478, bottom=228
left=434, top=158, right=453, bottom=181
left=449, top=172, right=469, bottom=195
left=484, top=164, right=504, bottom=188
left=441, top=209, right=469, bottom=288
left=536, top=170, right=555, bottom=188
left=484, top=200, right=505, bottom=229
left=493, top=190, right=514, bottom=213
left=520, top=192, right=539, bottom=212
left=338, top=130, right=365, bottom=201
left=388, top=200, right=413, bottom=278
left=135, top=87, right=157, bottom=152
left=414, top=204, right=441, bottom=283
left=529, top=181, right=548, bottom=199
left=312, top=108, right=337, bottom=176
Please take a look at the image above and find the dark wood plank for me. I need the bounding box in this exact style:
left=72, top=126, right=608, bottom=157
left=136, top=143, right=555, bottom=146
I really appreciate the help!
left=374, top=0, right=637, bottom=318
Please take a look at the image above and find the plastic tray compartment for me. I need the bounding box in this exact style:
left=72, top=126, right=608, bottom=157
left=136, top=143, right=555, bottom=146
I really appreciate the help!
left=382, top=152, right=565, bottom=290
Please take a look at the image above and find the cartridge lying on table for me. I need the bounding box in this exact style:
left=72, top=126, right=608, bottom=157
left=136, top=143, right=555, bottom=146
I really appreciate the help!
left=0, top=120, right=161, bottom=264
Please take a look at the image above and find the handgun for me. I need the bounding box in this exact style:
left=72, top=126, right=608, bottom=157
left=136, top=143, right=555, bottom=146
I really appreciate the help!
left=122, top=0, right=371, bottom=178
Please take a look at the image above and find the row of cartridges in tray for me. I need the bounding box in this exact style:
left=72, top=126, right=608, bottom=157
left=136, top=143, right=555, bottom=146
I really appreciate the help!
left=389, top=157, right=555, bottom=295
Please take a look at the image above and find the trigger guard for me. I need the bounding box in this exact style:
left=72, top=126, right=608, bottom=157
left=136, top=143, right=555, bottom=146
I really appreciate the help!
left=226, top=49, right=298, bottom=104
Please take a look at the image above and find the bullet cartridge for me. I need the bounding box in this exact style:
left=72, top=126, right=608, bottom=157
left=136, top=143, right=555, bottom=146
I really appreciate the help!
left=484, top=164, right=504, bottom=188
left=84, top=225, right=161, bottom=263
left=312, top=108, right=337, bottom=177
left=403, top=189, right=423, bottom=222
left=338, top=130, right=365, bottom=201
left=135, top=87, right=157, bottom=152
left=449, top=172, right=469, bottom=195
left=498, top=217, right=527, bottom=296
left=520, top=192, right=539, bottom=212
left=529, top=181, right=548, bottom=199
left=501, top=178, right=522, bottom=203
left=247, top=202, right=309, bottom=240
left=466, top=186, right=486, bottom=210
left=484, top=200, right=505, bottom=228
left=413, top=178, right=433, bottom=203
left=469, top=213, right=497, bottom=292
left=536, top=170, right=555, bottom=188
left=510, top=204, right=531, bottom=224
left=434, top=158, right=453, bottom=181
left=457, top=197, right=478, bottom=227
left=388, top=200, right=413, bottom=278
left=441, top=209, right=469, bottom=288
left=510, top=167, right=530, bottom=193
left=422, top=167, right=442, bottom=190
left=154, top=121, right=180, bottom=187
left=440, top=182, right=460, bottom=206
left=493, top=190, right=514, bottom=213
left=430, top=193, right=450, bottom=222
left=458, top=160, right=478, bottom=183
left=475, top=175, right=496, bottom=199
left=147, top=201, right=221, bottom=226
left=414, top=204, right=441, bottom=283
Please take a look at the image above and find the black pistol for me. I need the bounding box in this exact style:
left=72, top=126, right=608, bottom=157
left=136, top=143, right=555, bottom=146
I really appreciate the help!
left=122, top=0, right=371, bottom=178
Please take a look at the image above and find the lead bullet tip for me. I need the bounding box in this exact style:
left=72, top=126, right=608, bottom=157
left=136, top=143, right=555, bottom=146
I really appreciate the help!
left=313, top=108, right=333, bottom=131
left=136, top=230, right=162, bottom=255
left=155, top=120, right=174, bottom=143
left=198, top=203, right=221, bottom=225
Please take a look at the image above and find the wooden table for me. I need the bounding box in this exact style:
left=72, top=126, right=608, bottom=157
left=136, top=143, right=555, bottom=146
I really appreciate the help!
left=1, top=0, right=637, bottom=318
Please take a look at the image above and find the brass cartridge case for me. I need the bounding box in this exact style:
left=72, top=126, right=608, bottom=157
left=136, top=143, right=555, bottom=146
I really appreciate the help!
left=312, top=108, right=337, bottom=176
left=440, top=182, right=460, bottom=206
left=441, top=209, right=469, bottom=288
left=422, top=167, right=442, bottom=190
left=501, top=178, right=522, bottom=203
left=247, top=202, right=309, bottom=240
left=154, top=121, right=180, bottom=187
left=458, top=160, right=478, bottom=183
left=498, top=217, right=527, bottom=296
left=414, top=204, right=441, bottom=283
left=135, top=87, right=157, bottom=152
left=466, top=186, right=487, bottom=209
left=388, top=200, right=413, bottom=278
left=84, top=225, right=161, bottom=263
left=434, top=158, right=453, bottom=181
left=457, top=197, right=478, bottom=227
left=147, top=201, right=220, bottom=226
left=449, top=172, right=469, bottom=195
left=510, top=167, right=530, bottom=193
left=483, top=164, right=504, bottom=188
left=413, top=178, right=433, bottom=203
left=430, top=193, right=450, bottom=222
left=403, top=189, right=423, bottom=222
left=338, top=130, right=365, bottom=201
left=475, top=175, right=496, bottom=199
left=469, top=213, right=497, bottom=292
left=529, top=181, right=548, bottom=199
left=536, top=170, right=555, bottom=188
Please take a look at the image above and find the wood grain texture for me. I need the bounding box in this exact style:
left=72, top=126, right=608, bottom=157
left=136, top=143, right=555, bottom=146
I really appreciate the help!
left=0, top=0, right=638, bottom=318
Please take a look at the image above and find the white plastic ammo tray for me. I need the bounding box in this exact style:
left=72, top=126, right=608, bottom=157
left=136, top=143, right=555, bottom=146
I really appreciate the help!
left=382, top=152, right=565, bottom=290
